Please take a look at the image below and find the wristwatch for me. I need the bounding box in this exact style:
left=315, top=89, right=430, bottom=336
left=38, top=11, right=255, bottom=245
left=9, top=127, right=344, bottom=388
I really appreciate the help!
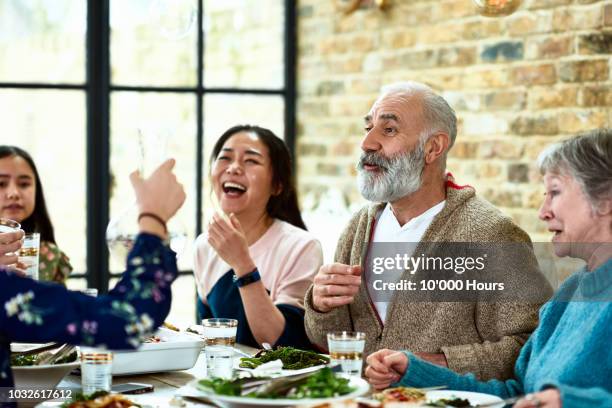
left=232, top=268, right=261, bottom=288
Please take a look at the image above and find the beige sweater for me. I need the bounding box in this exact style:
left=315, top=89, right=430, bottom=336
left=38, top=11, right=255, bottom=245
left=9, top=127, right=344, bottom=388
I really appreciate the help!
left=304, top=183, right=553, bottom=380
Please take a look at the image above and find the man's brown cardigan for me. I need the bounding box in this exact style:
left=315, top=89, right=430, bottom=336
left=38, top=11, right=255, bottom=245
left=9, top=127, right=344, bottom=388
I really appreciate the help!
left=304, top=182, right=552, bottom=380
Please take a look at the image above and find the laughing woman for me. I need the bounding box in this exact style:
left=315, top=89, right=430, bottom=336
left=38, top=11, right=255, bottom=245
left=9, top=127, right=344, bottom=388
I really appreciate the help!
left=365, top=129, right=612, bottom=408
left=194, top=125, right=323, bottom=349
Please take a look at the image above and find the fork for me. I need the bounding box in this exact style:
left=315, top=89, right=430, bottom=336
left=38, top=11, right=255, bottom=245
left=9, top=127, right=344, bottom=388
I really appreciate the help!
left=36, top=344, right=76, bottom=365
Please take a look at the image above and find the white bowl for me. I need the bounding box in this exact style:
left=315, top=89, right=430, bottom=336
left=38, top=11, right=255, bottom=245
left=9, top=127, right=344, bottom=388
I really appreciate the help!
left=12, top=361, right=80, bottom=389
left=112, top=327, right=205, bottom=375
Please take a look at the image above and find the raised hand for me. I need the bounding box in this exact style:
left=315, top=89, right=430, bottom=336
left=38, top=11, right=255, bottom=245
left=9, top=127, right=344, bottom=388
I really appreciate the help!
left=365, top=349, right=408, bottom=390
left=312, top=263, right=362, bottom=313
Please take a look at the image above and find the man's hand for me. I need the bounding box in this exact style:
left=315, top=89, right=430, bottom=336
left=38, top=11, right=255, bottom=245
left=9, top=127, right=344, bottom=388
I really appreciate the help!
left=365, top=349, right=408, bottom=390
left=312, top=263, right=361, bottom=313
left=0, top=230, right=24, bottom=266
left=514, top=389, right=561, bottom=408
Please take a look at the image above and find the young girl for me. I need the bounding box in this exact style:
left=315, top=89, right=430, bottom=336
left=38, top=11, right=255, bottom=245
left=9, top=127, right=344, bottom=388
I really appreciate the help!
left=0, top=146, right=73, bottom=283
left=193, top=125, right=323, bottom=349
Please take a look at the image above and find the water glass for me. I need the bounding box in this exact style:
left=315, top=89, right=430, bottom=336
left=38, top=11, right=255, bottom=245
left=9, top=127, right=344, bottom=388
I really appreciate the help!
left=202, top=318, right=238, bottom=346
left=327, top=331, right=366, bottom=376
left=202, top=318, right=237, bottom=379
left=0, top=218, right=20, bottom=233
left=80, top=349, right=113, bottom=394
left=19, top=232, right=40, bottom=280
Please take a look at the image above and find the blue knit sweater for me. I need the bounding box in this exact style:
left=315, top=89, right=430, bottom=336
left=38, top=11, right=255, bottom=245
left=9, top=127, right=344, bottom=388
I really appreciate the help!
left=397, top=259, right=612, bottom=408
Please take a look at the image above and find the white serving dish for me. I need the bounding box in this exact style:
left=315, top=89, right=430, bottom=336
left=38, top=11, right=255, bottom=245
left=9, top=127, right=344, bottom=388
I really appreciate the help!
left=111, top=327, right=204, bottom=375
left=10, top=343, right=80, bottom=390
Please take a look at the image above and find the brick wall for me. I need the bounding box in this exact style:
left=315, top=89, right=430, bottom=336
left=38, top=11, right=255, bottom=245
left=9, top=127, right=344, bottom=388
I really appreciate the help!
left=296, top=0, right=611, bottom=277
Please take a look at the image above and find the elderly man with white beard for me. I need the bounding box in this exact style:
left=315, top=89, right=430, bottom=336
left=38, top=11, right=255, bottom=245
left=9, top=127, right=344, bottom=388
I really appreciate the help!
left=303, top=82, right=552, bottom=381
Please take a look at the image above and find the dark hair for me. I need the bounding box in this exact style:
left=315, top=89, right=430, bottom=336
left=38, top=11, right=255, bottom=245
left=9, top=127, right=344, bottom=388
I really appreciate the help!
left=210, top=125, right=307, bottom=230
left=0, top=146, right=56, bottom=243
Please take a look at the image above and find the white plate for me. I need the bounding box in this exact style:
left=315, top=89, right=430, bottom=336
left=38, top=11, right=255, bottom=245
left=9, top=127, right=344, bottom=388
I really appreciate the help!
left=182, top=375, right=370, bottom=408
left=426, top=390, right=504, bottom=407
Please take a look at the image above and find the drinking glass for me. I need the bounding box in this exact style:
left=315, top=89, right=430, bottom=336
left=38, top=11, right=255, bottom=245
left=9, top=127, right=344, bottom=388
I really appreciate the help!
left=202, top=318, right=237, bottom=379
left=0, top=218, right=20, bottom=233
left=19, top=232, right=40, bottom=280
left=327, top=331, right=366, bottom=376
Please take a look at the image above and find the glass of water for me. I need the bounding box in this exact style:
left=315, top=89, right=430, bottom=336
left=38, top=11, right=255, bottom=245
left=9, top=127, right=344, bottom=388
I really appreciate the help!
left=19, top=232, right=40, bottom=280
left=202, top=318, right=237, bottom=379
left=327, top=331, right=366, bottom=377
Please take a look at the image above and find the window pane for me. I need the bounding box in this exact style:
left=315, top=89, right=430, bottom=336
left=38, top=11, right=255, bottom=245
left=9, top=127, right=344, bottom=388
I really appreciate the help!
left=0, top=89, right=87, bottom=273
left=110, top=0, right=197, bottom=87
left=110, top=92, right=197, bottom=273
left=0, top=0, right=85, bottom=83
left=204, top=0, right=284, bottom=89
left=202, top=94, right=284, bottom=215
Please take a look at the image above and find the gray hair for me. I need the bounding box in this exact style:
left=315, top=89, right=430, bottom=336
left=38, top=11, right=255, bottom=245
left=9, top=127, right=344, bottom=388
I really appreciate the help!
left=379, top=81, right=458, bottom=149
left=537, top=128, right=612, bottom=209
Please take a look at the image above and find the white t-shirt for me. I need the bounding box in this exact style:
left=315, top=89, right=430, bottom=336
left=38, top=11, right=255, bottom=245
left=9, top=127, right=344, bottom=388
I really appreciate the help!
left=369, top=201, right=446, bottom=323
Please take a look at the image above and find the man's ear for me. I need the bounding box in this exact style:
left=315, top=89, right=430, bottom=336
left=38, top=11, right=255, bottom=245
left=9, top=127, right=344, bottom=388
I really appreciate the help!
left=424, top=132, right=449, bottom=165
left=595, top=199, right=612, bottom=216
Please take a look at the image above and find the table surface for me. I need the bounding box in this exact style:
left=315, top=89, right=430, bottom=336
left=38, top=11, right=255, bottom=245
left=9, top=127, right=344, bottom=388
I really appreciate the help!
left=55, top=343, right=260, bottom=407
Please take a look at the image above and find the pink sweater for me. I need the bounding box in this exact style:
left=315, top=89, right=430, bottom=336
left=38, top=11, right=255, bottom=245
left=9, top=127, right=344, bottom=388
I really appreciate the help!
left=194, top=219, right=323, bottom=309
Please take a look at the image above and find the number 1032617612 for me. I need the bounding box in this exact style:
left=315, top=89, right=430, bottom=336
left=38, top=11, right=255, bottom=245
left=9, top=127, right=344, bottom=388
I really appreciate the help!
left=6, top=389, right=73, bottom=401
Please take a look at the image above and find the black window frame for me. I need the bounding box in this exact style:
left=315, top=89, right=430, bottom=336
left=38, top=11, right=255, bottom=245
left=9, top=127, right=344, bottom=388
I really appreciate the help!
left=0, top=0, right=296, bottom=292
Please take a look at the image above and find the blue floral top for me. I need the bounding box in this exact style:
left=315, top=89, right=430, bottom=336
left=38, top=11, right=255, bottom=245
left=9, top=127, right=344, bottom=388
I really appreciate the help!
left=0, top=233, right=177, bottom=390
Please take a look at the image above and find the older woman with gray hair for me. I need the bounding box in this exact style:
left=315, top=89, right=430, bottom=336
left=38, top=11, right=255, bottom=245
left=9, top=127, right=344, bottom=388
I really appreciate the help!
left=365, top=129, right=612, bottom=408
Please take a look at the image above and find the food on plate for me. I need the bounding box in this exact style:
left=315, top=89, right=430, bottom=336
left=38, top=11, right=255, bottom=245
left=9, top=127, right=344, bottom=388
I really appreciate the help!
left=61, top=391, right=141, bottom=407
left=373, top=387, right=426, bottom=404
left=162, top=321, right=180, bottom=331
left=143, top=335, right=163, bottom=343
left=425, top=397, right=471, bottom=407
left=198, top=367, right=354, bottom=399
left=239, top=346, right=330, bottom=370
left=10, top=350, right=78, bottom=366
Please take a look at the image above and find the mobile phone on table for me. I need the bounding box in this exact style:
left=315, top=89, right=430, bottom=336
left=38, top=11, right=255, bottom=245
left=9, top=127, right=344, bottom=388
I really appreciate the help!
left=111, top=382, right=154, bottom=394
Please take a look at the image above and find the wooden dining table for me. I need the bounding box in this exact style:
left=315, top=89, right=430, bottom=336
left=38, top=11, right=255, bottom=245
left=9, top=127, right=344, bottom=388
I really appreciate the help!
left=53, top=343, right=260, bottom=407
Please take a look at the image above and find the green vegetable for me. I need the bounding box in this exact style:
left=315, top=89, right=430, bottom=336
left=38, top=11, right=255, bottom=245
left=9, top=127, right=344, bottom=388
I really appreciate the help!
left=426, top=397, right=471, bottom=407
left=198, top=367, right=354, bottom=399
left=10, top=350, right=78, bottom=367
left=239, top=346, right=329, bottom=370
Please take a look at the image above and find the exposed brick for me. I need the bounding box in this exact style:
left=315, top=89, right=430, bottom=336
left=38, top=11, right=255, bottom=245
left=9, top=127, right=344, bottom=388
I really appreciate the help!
left=581, top=86, right=612, bottom=107
left=511, top=115, right=559, bottom=135
left=578, top=33, right=612, bottom=55
left=524, top=188, right=545, bottom=209
left=438, top=46, right=477, bottom=67
left=478, top=140, right=523, bottom=159
left=331, top=140, right=357, bottom=156
left=298, top=143, right=327, bottom=156
left=316, top=163, right=343, bottom=176
left=526, top=0, right=572, bottom=9
left=506, top=14, right=538, bottom=36
left=416, top=23, right=463, bottom=45
left=462, top=20, right=503, bottom=41
left=443, top=91, right=481, bottom=111
left=463, top=114, right=509, bottom=136
left=479, top=162, right=504, bottom=179
left=462, top=68, right=509, bottom=88
left=395, top=49, right=438, bottom=70
left=483, top=91, right=526, bottom=110
left=316, top=81, right=345, bottom=96
left=449, top=141, right=479, bottom=159
left=508, top=163, right=530, bottom=183
left=553, top=6, right=602, bottom=31
left=483, top=189, right=522, bottom=208
left=528, top=86, right=579, bottom=109
left=525, top=35, right=573, bottom=59
left=299, top=100, right=330, bottom=116
left=559, top=59, right=609, bottom=82
left=511, top=64, right=557, bottom=86
left=481, top=41, right=524, bottom=63
left=381, top=29, right=417, bottom=49
left=605, top=4, right=612, bottom=26
left=435, top=0, right=474, bottom=21
left=558, top=110, right=608, bottom=133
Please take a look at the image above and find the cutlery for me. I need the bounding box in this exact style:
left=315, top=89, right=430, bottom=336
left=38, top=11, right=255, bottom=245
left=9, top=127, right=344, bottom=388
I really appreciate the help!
left=36, top=344, right=76, bottom=365
left=11, top=342, right=61, bottom=357
left=240, top=367, right=327, bottom=396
